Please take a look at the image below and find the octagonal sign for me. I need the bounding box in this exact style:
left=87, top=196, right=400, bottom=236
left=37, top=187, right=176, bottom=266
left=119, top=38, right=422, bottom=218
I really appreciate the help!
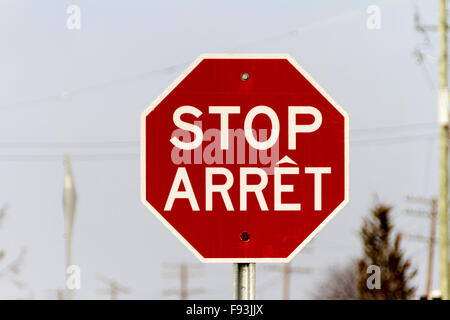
left=141, top=54, right=348, bottom=262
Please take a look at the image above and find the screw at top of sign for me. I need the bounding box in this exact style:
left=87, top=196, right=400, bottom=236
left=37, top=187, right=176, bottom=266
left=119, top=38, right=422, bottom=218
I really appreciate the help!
left=240, top=73, right=250, bottom=81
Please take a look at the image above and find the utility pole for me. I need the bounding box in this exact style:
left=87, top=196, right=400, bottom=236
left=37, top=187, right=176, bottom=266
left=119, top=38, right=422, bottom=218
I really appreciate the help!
left=45, top=288, right=65, bottom=300
left=264, top=263, right=312, bottom=300
left=428, top=200, right=438, bottom=299
left=96, top=276, right=131, bottom=300
left=56, top=289, right=65, bottom=300
left=438, top=0, right=449, bottom=300
left=414, top=1, right=449, bottom=300
left=180, top=263, right=187, bottom=300
left=405, top=196, right=438, bottom=299
left=63, top=155, right=76, bottom=300
left=162, top=263, right=204, bottom=299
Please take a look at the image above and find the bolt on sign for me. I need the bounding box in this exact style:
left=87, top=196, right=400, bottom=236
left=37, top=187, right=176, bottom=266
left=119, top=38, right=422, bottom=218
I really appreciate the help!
left=141, top=54, right=349, bottom=262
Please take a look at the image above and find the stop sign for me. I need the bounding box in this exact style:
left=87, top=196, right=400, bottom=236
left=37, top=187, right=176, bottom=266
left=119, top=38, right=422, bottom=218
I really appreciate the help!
left=141, top=54, right=348, bottom=262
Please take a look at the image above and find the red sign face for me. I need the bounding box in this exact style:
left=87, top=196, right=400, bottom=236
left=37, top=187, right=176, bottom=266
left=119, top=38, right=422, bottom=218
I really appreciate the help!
left=141, top=54, right=348, bottom=262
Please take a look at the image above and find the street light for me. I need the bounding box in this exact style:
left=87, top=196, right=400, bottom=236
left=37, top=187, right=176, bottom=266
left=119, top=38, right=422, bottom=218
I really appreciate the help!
left=63, top=155, right=77, bottom=300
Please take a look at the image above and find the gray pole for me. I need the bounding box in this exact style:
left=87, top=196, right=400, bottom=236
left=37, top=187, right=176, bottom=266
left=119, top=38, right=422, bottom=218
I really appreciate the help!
left=233, top=263, right=255, bottom=300
left=63, top=155, right=76, bottom=300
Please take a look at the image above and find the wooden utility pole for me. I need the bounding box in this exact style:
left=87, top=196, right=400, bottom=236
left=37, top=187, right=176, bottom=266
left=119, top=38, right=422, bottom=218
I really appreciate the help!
left=162, top=263, right=204, bottom=300
left=438, top=0, right=449, bottom=300
left=406, top=197, right=438, bottom=299
left=265, top=263, right=312, bottom=300
left=413, top=1, right=449, bottom=300
left=283, top=264, right=290, bottom=300
left=427, top=200, right=438, bottom=299
left=180, top=263, right=187, bottom=300
left=96, top=276, right=131, bottom=300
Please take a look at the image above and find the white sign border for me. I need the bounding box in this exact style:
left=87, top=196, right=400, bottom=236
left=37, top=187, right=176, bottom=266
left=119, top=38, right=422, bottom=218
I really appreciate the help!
left=141, top=53, right=349, bottom=263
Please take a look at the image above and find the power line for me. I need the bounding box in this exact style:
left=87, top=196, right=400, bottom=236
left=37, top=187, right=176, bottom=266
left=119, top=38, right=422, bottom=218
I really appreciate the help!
left=351, top=121, right=435, bottom=134
left=230, top=0, right=407, bottom=51
left=0, top=122, right=438, bottom=149
left=0, top=62, right=190, bottom=110
left=0, top=0, right=406, bottom=111
left=0, top=140, right=138, bottom=149
left=0, top=153, right=139, bottom=162
left=350, top=132, right=436, bottom=145
left=0, top=132, right=442, bottom=162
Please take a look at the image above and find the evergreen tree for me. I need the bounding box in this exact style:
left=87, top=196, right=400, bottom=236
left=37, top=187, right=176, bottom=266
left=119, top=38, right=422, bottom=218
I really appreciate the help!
left=357, top=204, right=417, bottom=299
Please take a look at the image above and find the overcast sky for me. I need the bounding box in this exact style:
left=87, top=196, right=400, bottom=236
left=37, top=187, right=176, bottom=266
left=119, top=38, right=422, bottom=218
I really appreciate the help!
left=0, top=0, right=443, bottom=299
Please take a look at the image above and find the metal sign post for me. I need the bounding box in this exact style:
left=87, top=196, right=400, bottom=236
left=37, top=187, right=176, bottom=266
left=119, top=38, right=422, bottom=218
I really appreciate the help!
left=233, top=263, right=255, bottom=300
